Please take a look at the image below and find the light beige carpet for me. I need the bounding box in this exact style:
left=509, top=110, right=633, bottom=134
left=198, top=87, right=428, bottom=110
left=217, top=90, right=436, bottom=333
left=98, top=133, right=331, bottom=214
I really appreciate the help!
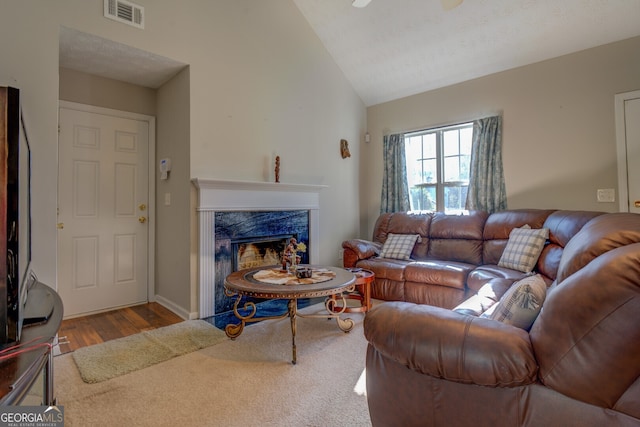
left=55, top=303, right=372, bottom=427
left=72, top=319, right=227, bottom=384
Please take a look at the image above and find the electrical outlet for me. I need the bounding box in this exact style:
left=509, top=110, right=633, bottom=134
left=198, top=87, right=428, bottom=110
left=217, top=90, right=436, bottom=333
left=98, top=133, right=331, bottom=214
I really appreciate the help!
left=597, top=188, right=615, bottom=203
left=337, top=248, right=344, bottom=261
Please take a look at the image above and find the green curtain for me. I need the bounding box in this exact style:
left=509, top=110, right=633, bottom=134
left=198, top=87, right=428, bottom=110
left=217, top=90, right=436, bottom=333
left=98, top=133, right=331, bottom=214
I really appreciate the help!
left=380, top=133, right=410, bottom=213
left=465, top=115, right=507, bottom=213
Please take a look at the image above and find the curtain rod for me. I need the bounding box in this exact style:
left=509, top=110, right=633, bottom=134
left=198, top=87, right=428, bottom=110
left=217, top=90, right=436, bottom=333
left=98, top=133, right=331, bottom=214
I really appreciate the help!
left=385, top=112, right=502, bottom=137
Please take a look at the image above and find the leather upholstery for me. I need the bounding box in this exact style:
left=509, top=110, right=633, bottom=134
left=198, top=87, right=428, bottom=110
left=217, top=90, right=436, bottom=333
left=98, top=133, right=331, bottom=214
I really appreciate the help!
left=343, top=209, right=602, bottom=309
left=361, top=210, right=640, bottom=426
left=531, top=243, right=640, bottom=415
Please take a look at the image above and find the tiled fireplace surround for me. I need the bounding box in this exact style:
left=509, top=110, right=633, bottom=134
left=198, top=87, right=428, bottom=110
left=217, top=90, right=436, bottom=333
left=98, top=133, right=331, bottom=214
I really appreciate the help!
left=194, top=179, right=326, bottom=318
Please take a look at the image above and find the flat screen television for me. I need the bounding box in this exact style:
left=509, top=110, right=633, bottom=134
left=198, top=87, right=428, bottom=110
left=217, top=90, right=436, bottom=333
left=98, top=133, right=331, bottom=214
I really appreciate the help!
left=0, top=86, right=33, bottom=345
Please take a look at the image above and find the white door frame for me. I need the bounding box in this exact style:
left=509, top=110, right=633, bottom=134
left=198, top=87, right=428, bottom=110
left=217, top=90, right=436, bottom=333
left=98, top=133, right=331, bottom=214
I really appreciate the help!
left=615, top=89, right=640, bottom=212
left=58, top=100, right=156, bottom=303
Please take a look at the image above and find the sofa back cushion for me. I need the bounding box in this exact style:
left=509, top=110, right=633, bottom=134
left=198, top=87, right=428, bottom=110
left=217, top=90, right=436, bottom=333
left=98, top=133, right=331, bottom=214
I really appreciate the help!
left=537, top=210, right=604, bottom=281
left=373, top=212, right=432, bottom=259
left=556, top=212, right=640, bottom=285
left=427, top=211, right=487, bottom=264
left=483, top=209, right=555, bottom=265
left=530, top=243, right=640, bottom=415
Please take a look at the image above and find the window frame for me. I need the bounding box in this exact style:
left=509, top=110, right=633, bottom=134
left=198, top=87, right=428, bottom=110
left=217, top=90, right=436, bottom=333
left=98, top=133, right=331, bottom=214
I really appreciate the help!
left=405, top=122, right=473, bottom=214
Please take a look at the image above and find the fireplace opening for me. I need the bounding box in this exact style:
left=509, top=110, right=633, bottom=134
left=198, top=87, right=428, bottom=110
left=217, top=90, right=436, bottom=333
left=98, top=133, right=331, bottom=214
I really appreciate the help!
left=233, top=235, right=293, bottom=271
left=212, top=210, right=311, bottom=315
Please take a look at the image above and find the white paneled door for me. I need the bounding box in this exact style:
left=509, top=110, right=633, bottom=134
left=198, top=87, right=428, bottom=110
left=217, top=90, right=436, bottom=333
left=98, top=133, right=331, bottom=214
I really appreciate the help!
left=58, top=105, right=150, bottom=317
left=616, top=90, right=640, bottom=213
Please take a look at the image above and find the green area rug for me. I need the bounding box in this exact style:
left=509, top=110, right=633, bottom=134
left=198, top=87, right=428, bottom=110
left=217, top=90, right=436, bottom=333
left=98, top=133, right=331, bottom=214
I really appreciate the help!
left=72, top=320, right=227, bottom=383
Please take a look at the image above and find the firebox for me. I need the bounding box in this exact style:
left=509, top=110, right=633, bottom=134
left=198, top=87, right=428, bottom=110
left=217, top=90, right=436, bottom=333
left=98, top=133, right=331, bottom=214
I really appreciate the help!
left=213, top=210, right=310, bottom=314
left=232, top=235, right=293, bottom=271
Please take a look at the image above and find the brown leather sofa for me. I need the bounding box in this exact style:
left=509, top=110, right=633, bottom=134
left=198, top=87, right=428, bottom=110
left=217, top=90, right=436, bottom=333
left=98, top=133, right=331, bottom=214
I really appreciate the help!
left=345, top=210, right=640, bottom=426
left=343, top=209, right=603, bottom=309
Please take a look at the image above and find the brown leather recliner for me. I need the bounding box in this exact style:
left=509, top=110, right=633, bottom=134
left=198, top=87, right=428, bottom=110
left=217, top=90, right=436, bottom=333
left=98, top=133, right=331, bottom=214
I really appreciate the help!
left=363, top=213, right=640, bottom=426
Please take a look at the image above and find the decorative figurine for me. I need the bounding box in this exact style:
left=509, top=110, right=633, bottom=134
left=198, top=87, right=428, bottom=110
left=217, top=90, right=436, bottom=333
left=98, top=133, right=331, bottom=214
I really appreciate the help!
left=340, top=139, right=351, bottom=158
left=281, top=237, right=306, bottom=273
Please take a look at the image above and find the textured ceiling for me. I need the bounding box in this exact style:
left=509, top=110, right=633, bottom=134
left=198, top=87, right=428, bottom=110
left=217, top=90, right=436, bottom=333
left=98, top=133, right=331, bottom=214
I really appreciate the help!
left=59, top=27, right=186, bottom=89
left=59, top=1, right=640, bottom=105
left=293, top=0, right=640, bottom=106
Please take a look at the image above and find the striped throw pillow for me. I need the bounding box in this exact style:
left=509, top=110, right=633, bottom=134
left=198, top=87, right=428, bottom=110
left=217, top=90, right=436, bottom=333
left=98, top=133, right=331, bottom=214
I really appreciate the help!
left=379, top=233, right=420, bottom=260
left=498, top=225, right=549, bottom=273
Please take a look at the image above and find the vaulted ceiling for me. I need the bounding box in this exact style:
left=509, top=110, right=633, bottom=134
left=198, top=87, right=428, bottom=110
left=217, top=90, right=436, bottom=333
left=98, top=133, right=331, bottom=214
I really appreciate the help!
left=59, top=1, right=640, bottom=108
left=293, top=0, right=640, bottom=106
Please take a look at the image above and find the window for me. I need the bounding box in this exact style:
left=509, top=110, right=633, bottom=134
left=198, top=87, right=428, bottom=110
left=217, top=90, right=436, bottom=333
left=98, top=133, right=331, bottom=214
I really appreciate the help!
left=405, top=123, right=472, bottom=213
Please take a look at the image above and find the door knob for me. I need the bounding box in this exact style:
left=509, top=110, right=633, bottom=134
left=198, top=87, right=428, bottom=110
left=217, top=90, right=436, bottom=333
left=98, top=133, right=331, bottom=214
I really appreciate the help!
left=139, top=216, right=147, bottom=224
left=139, top=204, right=147, bottom=211
left=57, top=223, right=64, bottom=229
left=635, top=201, right=640, bottom=208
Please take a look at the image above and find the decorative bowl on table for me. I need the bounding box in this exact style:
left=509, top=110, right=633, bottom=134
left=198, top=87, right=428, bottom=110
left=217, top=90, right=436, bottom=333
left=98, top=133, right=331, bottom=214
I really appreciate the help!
left=296, top=267, right=313, bottom=279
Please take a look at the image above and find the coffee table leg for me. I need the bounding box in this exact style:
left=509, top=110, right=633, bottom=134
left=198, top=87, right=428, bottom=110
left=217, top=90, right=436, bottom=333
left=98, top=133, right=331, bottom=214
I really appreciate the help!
left=224, top=288, right=289, bottom=339
left=288, top=299, right=297, bottom=365
left=224, top=291, right=256, bottom=339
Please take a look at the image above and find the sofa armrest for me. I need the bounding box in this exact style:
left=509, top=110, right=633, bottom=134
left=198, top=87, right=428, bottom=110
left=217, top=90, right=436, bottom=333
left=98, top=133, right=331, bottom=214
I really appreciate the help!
left=342, top=239, right=382, bottom=268
left=364, top=301, right=538, bottom=387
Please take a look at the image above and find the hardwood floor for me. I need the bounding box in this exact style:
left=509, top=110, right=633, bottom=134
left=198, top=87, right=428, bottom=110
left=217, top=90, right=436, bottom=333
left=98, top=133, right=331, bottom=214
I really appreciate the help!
left=57, top=303, right=184, bottom=354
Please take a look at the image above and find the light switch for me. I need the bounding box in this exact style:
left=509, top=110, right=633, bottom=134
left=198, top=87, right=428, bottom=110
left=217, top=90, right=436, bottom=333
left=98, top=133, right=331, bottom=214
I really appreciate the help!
left=596, top=188, right=615, bottom=203
left=164, top=192, right=171, bottom=206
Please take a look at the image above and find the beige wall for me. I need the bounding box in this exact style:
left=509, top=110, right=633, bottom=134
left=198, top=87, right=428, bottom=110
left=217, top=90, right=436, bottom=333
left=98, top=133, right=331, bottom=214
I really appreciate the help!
left=59, top=67, right=157, bottom=116
left=156, top=68, right=192, bottom=316
left=364, top=36, right=640, bottom=238
left=0, top=1, right=365, bottom=318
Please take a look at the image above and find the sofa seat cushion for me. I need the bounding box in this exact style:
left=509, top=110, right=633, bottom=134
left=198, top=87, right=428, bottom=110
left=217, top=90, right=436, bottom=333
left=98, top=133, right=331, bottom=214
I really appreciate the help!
left=453, top=278, right=515, bottom=316
left=404, top=260, right=475, bottom=290
left=356, top=258, right=409, bottom=282
left=404, top=282, right=466, bottom=309
left=466, top=265, right=529, bottom=293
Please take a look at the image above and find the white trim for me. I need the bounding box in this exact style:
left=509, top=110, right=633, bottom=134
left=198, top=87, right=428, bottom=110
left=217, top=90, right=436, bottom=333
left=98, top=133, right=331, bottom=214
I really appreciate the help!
left=57, top=100, right=157, bottom=305
left=614, top=90, right=640, bottom=212
left=154, top=294, right=196, bottom=320
left=192, top=178, right=326, bottom=318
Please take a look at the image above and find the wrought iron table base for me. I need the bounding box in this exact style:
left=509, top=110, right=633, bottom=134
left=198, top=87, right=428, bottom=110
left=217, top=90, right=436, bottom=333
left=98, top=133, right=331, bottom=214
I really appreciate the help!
left=224, top=288, right=355, bottom=364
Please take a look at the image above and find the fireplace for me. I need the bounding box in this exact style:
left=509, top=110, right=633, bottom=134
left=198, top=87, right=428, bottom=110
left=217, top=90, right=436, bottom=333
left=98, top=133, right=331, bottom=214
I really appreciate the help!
left=193, top=179, right=326, bottom=318
left=234, top=236, right=290, bottom=271
left=213, top=210, right=310, bottom=313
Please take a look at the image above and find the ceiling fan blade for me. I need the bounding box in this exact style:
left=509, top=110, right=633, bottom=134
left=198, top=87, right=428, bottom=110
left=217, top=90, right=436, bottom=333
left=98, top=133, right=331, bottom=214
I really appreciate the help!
left=352, top=0, right=372, bottom=8
left=441, top=0, right=463, bottom=10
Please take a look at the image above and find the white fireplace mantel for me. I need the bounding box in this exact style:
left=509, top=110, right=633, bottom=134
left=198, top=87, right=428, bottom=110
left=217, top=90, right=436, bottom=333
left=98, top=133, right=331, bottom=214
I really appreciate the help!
left=193, top=178, right=327, bottom=317
left=193, top=178, right=327, bottom=212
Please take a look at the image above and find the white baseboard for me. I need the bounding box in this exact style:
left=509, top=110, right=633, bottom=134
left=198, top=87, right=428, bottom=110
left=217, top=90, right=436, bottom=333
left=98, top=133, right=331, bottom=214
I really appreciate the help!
left=154, top=295, right=199, bottom=320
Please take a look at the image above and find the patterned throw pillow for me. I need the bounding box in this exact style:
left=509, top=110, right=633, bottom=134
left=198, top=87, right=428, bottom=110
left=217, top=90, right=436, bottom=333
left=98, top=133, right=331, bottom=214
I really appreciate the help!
left=481, top=274, right=547, bottom=330
left=498, top=225, right=549, bottom=273
left=379, top=233, right=420, bottom=260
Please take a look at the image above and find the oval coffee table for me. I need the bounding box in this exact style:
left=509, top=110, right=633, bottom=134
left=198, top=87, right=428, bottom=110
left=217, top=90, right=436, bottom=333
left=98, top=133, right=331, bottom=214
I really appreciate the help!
left=224, top=265, right=356, bottom=364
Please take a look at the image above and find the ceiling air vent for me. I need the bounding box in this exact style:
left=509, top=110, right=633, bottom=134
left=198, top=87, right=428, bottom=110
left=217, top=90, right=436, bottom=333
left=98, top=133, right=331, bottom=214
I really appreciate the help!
left=104, top=0, right=144, bottom=29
